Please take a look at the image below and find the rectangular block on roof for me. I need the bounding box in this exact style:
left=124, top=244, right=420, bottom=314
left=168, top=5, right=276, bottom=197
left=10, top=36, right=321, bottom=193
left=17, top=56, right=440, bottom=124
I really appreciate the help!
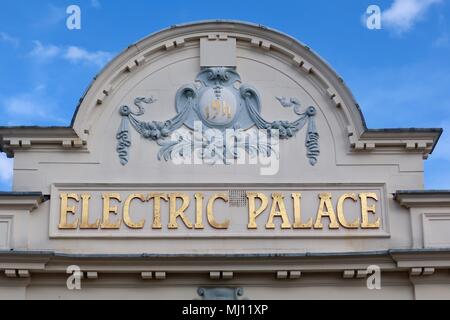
left=200, top=37, right=236, bottom=67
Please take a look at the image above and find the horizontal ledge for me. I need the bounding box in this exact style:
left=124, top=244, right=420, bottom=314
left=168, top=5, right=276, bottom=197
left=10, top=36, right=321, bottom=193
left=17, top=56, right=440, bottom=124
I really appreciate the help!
left=359, top=128, right=443, bottom=155
left=0, top=192, right=43, bottom=197
left=0, top=192, right=45, bottom=211
left=47, top=233, right=391, bottom=240
left=0, top=126, right=76, bottom=137
left=2, top=249, right=450, bottom=274
left=52, top=182, right=386, bottom=188
left=1, top=248, right=450, bottom=260
left=396, top=190, right=450, bottom=196
left=363, top=128, right=443, bottom=135
left=394, top=190, right=450, bottom=208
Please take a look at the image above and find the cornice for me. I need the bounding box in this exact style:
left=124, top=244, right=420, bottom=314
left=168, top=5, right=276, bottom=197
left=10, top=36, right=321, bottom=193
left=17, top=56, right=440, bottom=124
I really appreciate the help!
left=0, top=192, right=45, bottom=211
left=1, top=249, right=449, bottom=280
left=350, top=128, right=442, bottom=159
left=0, top=126, right=86, bottom=158
left=394, top=190, right=450, bottom=208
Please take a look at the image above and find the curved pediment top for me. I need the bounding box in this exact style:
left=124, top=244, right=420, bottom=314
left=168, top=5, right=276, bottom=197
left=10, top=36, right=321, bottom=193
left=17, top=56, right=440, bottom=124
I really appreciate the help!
left=0, top=21, right=439, bottom=162
left=70, top=20, right=367, bottom=139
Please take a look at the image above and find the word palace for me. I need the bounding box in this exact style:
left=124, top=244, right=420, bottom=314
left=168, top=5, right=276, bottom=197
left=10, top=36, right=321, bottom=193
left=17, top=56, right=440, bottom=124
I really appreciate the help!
left=58, top=191, right=380, bottom=231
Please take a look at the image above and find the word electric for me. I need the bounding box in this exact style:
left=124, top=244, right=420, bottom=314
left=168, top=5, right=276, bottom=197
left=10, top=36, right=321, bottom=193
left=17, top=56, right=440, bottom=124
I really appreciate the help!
left=58, top=191, right=381, bottom=231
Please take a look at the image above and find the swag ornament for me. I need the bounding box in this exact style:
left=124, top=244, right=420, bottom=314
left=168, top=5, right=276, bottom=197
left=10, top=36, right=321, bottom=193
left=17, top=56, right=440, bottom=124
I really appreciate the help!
left=116, top=67, right=320, bottom=166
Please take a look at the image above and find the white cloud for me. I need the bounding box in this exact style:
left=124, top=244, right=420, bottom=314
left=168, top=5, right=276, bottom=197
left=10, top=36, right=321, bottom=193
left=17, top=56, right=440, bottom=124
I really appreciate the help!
left=4, top=94, right=51, bottom=118
left=91, top=0, right=101, bottom=8
left=29, top=41, right=61, bottom=61
left=29, top=41, right=113, bottom=68
left=0, top=32, right=19, bottom=47
left=433, top=32, right=449, bottom=48
left=64, top=46, right=113, bottom=67
left=0, top=153, right=13, bottom=183
left=1, top=86, right=67, bottom=125
left=383, top=0, right=442, bottom=33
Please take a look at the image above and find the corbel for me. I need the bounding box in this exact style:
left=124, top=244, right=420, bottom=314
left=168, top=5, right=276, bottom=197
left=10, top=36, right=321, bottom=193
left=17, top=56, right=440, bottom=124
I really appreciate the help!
left=342, top=269, right=370, bottom=279
left=86, top=271, right=98, bottom=280
left=409, top=267, right=435, bottom=277
left=276, top=271, right=302, bottom=280
left=4, top=269, right=30, bottom=278
left=209, top=271, right=234, bottom=280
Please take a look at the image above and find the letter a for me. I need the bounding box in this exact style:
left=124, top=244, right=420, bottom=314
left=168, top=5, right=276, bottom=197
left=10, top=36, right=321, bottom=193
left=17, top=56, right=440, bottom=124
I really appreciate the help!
left=66, top=5, right=81, bottom=30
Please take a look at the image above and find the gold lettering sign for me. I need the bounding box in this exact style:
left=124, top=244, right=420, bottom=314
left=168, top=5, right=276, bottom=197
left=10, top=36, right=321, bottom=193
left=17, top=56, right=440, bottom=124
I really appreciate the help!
left=360, top=192, right=380, bottom=229
left=80, top=193, right=99, bottom=229
left=57, top=191, right=382, bottom=232
left=337, top=193, right=360, bottom=229
left=194, top=193, right=205, bottom=229
left=123, top=194, right=146, bottom=229
left=266, top=193, right=292, bottom=229
left=292, top=193, right=312, bottom=229
left=148, top=193, right=168, bottom=229
left=168, top=193, right=193, bottom=229
left=100, top=193, right=122, bottom=229
left=59, top=193, right=79, bottom=229
left=207, top=193, right=230, bottom=229
left=247, top=192, right=269, bottom=229
left=314, top=193, right=339, bottom=229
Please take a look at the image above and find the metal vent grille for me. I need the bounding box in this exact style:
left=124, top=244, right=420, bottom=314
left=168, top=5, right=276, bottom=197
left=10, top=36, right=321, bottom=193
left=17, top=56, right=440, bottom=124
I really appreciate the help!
left=229, top=190, right=248, bottom=208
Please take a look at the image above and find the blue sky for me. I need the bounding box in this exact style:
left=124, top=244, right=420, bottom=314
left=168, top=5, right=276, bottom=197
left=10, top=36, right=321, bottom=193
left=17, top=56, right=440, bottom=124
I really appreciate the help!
left=0, top=0, right=449, bottom=190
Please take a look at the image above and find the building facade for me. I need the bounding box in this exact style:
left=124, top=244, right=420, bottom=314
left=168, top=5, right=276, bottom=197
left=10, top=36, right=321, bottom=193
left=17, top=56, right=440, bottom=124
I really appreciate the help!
left=0, top=21, right=449, bottom=300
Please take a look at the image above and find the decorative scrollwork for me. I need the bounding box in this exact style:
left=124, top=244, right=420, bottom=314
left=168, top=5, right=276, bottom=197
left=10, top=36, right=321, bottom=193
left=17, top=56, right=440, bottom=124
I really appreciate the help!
left=116, top=67, right=320, bottom=166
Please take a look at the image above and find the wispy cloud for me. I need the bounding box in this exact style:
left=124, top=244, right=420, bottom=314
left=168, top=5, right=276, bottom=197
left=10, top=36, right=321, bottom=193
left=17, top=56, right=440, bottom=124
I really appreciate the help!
left=29, top=41, right=61, bottom=61
left=91, top=0, right=101, bottom=8
left=65, top=46, right=113, bottom=67
left=0, top=153, right=13, bottom=184
left=383, top=0, right=442, bottom=34
left=346, top=57, right=450, bottom=191
left=433, top=32, right=449, bottom=48
left=1, top=85, right=67, bottom=126
left=34, top=4, right=66, bottom=28
left=347, top=61, right=450, bottom=130
left=29, top=41, right=113, bottom=68
left=347, top=61, right=450, bottom=189
left=0, top=31, right=19, bottom=47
